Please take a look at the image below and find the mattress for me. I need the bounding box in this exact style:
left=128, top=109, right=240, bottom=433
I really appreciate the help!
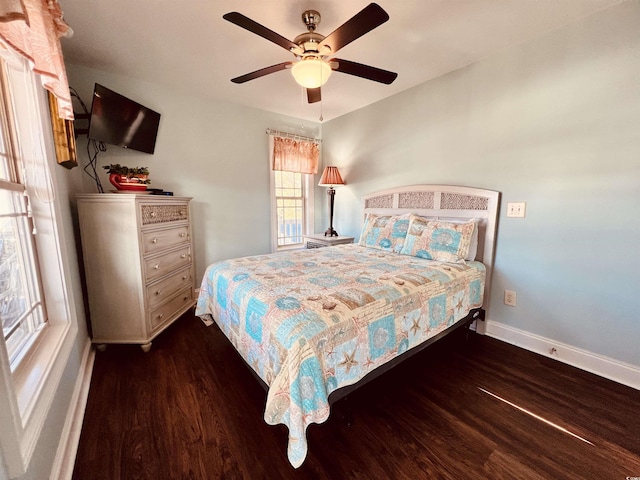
left=196, top=243, right=485, bottom=467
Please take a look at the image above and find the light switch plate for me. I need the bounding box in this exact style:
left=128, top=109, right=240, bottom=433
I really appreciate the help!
left=507, top=202, right=526, bottom=218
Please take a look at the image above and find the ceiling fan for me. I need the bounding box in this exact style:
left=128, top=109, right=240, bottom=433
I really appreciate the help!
left=223, top=3, right=398, bottom=104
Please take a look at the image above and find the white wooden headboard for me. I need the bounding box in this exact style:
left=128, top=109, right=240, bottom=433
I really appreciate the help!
left=362, top=184, right=500, bottom=331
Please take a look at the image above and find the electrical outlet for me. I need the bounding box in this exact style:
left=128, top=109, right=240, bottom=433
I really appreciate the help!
left=504, top=290, right=517, bottom=306
left=506, top=202, right=526, bottom=218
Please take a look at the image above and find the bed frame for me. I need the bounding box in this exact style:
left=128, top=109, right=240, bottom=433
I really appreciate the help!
left=239, top=184, right=500, bottom=406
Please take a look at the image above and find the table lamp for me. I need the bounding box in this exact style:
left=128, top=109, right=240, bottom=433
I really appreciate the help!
left=318, top=166, right=345, bottom=237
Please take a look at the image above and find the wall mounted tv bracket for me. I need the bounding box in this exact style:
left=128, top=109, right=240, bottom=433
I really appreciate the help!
left=73, top=112, right=89, bottom=137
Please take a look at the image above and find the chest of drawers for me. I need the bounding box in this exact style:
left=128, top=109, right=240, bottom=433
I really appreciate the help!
left=76, top=194, right=195, bottom=351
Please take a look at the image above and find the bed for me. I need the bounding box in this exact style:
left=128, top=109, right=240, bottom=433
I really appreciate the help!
left=196, top=184, right=500, bottom=467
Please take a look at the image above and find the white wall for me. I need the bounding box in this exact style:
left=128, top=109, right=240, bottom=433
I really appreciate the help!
left=16, top=5, right=627, bottom=478
left=66, top=65, right=321, bottom=281
left=67, top=2, right=640, bottom=372
left=321, top=2, right=640, bottom=369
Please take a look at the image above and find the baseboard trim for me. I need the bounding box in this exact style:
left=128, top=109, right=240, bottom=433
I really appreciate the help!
left=484, top=320, right=640, bottom=391
left=49, top=339, right=95, bottom=480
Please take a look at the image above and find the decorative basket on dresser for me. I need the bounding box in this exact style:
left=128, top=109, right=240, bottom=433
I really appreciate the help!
left=76, top=194, right=195, bottom=352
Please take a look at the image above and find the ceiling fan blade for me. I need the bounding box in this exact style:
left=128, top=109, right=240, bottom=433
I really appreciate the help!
left=231, top=62, right=292, bottom=83
left=318, top=3, right=389, bottom=54
left=332, top=58, right=397, bottom=85
left=223, top=12, right=298, bottom=52
left=307, top=88, right=321, bottom=104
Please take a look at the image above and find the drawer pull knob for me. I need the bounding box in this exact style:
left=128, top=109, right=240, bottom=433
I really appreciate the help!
left=155, top=290, right=162, bottom=296
left=183, top=296, right=189, bottom=301
left=152, top=238, right=158, bottom=244
left=180, top=210, right=185, bottom=215
left=179, top=233, right=186, bottom=238
left=181, top=254, right=187, bottom=259
left=182, top=275, right=188, bottom=280
left=150, top=212, right=156, bottom=217
left=153, top=264, right=160, bottom=270
left=157, top=313, right=164, bottom=320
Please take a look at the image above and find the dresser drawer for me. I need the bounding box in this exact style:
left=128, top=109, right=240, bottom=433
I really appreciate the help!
left=146, top=266, right=193, bottom=310
left=149, top=287, right=193, bottom=332
left=141, top=225, right=190, bottom=255
left=143, top=246, right=191, bottom=283
left=140, top=203, right=189, bottom=226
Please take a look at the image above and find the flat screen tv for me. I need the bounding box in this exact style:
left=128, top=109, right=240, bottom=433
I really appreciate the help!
left=88, top=83, right=161, bottom=154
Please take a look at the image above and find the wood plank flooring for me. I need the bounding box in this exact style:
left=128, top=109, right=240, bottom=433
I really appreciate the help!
left=72, top=312, right=640, bottom=479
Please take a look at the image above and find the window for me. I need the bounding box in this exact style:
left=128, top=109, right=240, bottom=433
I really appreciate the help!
left=0, top=69, right=48, bottom=370
left=0, top=51, right=78, bottom=478
left=274, top=170, right=305, bottom=247
left=268, top=134, right=317, bottom=251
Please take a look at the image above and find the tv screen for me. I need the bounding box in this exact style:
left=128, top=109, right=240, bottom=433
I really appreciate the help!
left=88, top=83, right=161, bottom=154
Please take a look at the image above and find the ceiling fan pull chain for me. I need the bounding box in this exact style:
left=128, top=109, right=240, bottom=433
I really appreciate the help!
left=319, top=60, right=324, bottom=121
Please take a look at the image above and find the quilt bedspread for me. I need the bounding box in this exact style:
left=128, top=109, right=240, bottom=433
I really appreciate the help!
left=196, top=244, right=485, bottom=467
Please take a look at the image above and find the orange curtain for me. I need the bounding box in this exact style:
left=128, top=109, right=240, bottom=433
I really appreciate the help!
left=272, top=136, right=319, bottom=174
left=0, top=1, right=29, bottom=24
left=0, top=0, right=73, bottom=119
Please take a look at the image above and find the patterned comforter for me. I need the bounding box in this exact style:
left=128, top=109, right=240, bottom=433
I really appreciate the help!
left=196, top=244, right=485, bottom=467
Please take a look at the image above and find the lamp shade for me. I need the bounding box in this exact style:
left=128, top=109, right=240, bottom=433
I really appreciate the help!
left=318, top=166, right=345, bottom=187
left=291, top=57, right=332, bottom=89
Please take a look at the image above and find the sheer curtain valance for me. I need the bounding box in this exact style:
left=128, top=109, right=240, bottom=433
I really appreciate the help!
left=272, top=136, right=319, bottom=175
left=0, top=0, right=73, bottom=119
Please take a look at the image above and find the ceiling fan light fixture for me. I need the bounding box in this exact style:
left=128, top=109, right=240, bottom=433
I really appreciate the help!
left=224, top=4, right=397, bottom=99
left=291, top=57, right=332, bottom=89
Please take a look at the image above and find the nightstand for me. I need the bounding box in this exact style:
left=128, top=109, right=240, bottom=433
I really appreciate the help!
left=304, top=233, right=354, bottom=249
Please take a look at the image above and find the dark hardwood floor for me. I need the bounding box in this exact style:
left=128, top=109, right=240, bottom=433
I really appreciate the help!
left=73, top=312, right=640, bottom=479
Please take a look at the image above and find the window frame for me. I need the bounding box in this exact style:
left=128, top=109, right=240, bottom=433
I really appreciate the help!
left=268, top=136, right=315, bottom=252
left=270, top=170, right=315, bottom=252
left=273, top=170, right=305, bottom=247
left=0, top=51, right=79, bottom=478
left=0, top=176, right=49, bottom=370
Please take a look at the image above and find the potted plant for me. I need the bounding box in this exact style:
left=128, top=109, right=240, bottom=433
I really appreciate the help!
left=103, top=164, right=150, bottom=191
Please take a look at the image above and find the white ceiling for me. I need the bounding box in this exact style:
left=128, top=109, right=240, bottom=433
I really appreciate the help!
left=59, top=0, right=622, bottom=123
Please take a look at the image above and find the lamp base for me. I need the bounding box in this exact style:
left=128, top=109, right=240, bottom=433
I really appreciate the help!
left=324, top=228, right=338, bottom=237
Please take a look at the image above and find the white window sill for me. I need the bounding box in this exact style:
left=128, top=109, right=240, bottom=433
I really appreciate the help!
left=275, top=244, right=305, bottom=252
left=13, top=321, right=75, bottom=420
left=0, top=314, right=77, bottom=477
